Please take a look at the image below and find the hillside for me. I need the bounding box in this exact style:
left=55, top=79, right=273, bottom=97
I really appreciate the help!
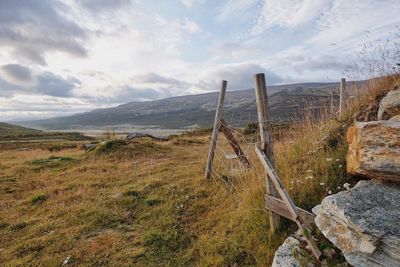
left=16, top=82, right=363, bottom=130
left=0, top=122, right=93, bottom=142
left=0, top=122, right=42, bottom=137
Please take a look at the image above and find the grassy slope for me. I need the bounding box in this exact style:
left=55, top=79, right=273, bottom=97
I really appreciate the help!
left=0, top=137, right=271, bottom=266
left=0, top=125, right=350, bottom=266
left=0, top=122, right=92, bottom=141
left=0, top=122, right=42, bottom=137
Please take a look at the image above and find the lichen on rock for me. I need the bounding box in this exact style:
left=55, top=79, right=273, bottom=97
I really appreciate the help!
left=313, top=180, right=400, bottom=267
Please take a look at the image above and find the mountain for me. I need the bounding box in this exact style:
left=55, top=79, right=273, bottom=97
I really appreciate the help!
left=17, top=82, right=362, bottom=130
left=0, top=122, right=42, bottom=137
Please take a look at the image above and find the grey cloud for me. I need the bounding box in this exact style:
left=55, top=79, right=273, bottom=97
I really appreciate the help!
left=81, top=72, right=191, bottom=104
left=132, top=73, right=189, bottom=87
left=302, top=56, right=344, bottom=72
left=1, top=64, right=34, bottom=84
left=0, top=78, right=24, bottom=98
left=119, top=86, right=169, bottom=101
left=0, top=0, right=87, bottom=65
left=0, top=64, right=80, bottom=98
left=88, top=86, right=173, bottom=105
left=36, top=72, right=79, bottom=97
left=200, top=63, right=284, bottom=91
left=284, top=55, right=345, bottom=74
left=76, top=0, right=131, bottom=12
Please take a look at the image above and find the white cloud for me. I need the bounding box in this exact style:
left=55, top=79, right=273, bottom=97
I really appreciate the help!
left=217, top=0, right=259, bottom=22
left=310, top=0, right=400, bottom=46
left=252, top=0, right=328, bottom=34
left=181, top=0, right=204, bottom=8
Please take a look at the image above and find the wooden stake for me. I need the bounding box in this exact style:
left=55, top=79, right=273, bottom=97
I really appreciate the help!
left=255, top=145, right=322, bottom=260
left=219, top=118, right=251, bottom=167
left=204, top=80, right=227, bottom=179
left=254, top=73, right=281, bottom=232
left=339, top=78, right=346, bottom=117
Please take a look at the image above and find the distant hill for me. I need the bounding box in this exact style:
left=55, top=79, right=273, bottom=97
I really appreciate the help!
left=0, top=122, right=94, bottom=141
left=0, top=122, right=42, bottom=137
left=17, top=82, right=363, bottom=130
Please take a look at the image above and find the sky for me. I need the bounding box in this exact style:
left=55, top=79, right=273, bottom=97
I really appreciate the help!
left=0, top=0, right=399, bottom=120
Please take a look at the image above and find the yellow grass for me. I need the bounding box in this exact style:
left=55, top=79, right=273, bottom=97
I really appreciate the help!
left=0, top=136, right=282, bottom=266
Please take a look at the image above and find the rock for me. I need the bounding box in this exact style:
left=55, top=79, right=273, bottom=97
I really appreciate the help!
left=62, top=255, right=72, bottom=266
left=272, top=237, right=307, bottom=267
left=126, top=133, right=168, bottom=141
left=389, top=115, right=400, bottom=121
left=346, top=120, right=400, bottom=182
left=82, top=143, right=96, bottom=151
left=313, top=180, right=400, bottom=267
left=378, top=88, right=400, bottom=120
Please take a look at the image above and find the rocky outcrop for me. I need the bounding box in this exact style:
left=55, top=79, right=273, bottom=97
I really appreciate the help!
left=389, top=114, right=400, bottom=121
left=313, top=180, right=400, bottom=267
left=378, top=88, right=400, bottom=120
left=272, top=237, right=303, bottom=267
left=346, top=120, right=400, bottom=182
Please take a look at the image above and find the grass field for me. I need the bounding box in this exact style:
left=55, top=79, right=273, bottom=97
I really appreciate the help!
left=0, top=115, right=355, bottom=267
left=1, top=76, right=393, bottom=266
left=0, top=134, right=267, bottom=266
left=1, top=77, right=396, bottom=267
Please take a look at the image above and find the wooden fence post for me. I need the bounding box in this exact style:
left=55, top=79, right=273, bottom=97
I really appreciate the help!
left=339, top=78, right=346, bottom=117
left=253, top=73, right=281, bottom=232
left=204, top=80, right=227, bottom=179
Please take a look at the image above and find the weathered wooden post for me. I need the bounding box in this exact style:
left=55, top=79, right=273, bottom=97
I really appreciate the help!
left=253, top=73, right=281, bottom=232
left=339, top=78, right=346, bottom=117
left=330, top=88, right=335, bottom=117
left=204, top=80, right=227, bottom=179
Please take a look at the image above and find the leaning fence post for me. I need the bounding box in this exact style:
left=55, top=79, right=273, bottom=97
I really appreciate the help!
left=339, top=78, right=346, bottom=117
left=204, top=80, right=227, bottom=179
left=254, top=73, right=281, bottom=232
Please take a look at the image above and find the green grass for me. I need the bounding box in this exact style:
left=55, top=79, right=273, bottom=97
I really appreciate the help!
left=31, top=194, right=48, bottom=204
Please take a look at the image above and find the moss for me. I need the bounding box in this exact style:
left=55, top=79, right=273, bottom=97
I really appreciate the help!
left=31, top=194, right=48, bottom=204
left=244, top=122, right=259, bottom=135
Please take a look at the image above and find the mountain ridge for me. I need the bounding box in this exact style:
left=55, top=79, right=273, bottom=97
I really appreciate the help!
left=16, top=81, right=363, bottom=130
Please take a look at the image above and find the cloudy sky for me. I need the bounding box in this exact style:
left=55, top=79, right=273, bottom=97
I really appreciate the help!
left=0, top=0, right=399, bottom=120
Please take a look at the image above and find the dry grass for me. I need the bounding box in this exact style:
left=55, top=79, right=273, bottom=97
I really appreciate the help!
left=0, top=136, right=281, bottom=266
left=0, top=73, right=395, bottom=266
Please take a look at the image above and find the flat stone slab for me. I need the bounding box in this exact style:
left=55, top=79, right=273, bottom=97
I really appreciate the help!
left=313, top=180, right=400, bottom=267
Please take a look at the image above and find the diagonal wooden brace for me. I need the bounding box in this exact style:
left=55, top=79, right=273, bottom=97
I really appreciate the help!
left=219, top=118, right=251, bottom=167
left=255, top=145, right=321, bottom=260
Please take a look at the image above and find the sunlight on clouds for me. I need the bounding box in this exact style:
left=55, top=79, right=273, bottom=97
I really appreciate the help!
left=0, top=0, right=399, bottom=119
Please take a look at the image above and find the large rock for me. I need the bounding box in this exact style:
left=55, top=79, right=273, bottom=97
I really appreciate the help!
left=272, top=237, right=303, bottom=267
left=346, top=120, right=400, bottom=182
left=389, top=115, right=400, bottom=121
left=378, top=89, right=400, bottom=120
left=313, top=180, right=400, bottom=267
